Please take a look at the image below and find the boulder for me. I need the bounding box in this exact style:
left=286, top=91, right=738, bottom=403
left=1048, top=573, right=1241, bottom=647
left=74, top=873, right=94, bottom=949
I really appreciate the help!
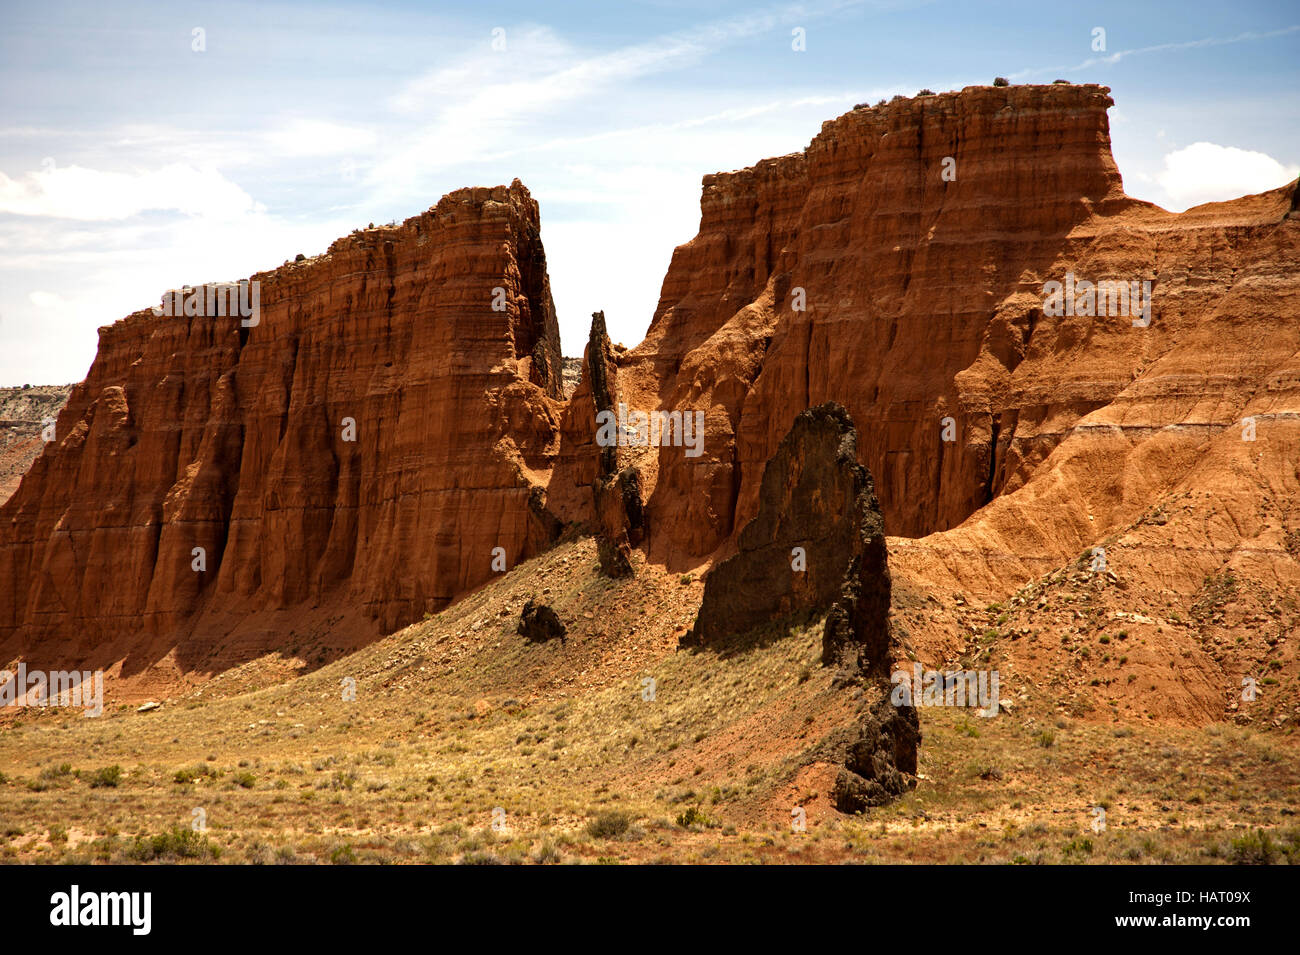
left=517, top=599, right=566, bottom=644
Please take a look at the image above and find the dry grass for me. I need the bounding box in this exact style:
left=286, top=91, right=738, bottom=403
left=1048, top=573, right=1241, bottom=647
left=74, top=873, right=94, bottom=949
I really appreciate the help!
left=1, top=538, right=1297, bottom=864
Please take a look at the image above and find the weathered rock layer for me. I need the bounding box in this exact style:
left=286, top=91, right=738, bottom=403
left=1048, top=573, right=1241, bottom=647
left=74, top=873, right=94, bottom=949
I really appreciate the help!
left=0, top=180, right=570, bottom=660
left=630, top=83, right=1299, bottom=584
left=3, top=84, right=1297, bottom=733
left=0, top=386, right=72, bottom=506
left=633, top=82, right=1299, bottom=727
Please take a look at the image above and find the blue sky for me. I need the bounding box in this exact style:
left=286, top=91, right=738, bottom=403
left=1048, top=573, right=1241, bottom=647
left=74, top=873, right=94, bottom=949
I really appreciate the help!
left=1, top=0, right=1297, bottom=385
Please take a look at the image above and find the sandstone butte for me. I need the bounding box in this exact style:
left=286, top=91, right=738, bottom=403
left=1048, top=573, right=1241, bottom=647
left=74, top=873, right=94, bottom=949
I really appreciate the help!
left=1, top=83, right=1297, bottom=724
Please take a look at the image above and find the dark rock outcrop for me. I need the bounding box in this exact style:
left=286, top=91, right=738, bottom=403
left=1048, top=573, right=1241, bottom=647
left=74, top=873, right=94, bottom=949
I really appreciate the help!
left=682, top=402, right=888, bottom=663
left=681, top=401, right=919, bottom=811
left=582, top=311, right=645, bottom=578
left=832, top=696, right=921, bottom=812
left=517, top=599, right=566, bottom=644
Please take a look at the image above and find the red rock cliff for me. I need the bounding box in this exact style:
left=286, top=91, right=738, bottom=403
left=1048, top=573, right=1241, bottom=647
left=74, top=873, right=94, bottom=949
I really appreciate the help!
left=629, top=83, right=1299, bottom=588
left=4, top=84, right=1297, bottom=712
left=0, top=180, right=570, bottom=661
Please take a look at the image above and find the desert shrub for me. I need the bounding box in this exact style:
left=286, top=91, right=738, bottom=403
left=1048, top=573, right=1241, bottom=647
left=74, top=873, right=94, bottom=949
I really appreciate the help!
left=1063, top=837, right=1094, bottom=858
left=676, top=806, right=717, bottom=829
left=329, top=770, right=357, bottom=790
left=89, top=765, right=122, bottom=788
left=1227, top=829, right=1278, bottom=865
left=993, top=77, right=1009, bottom=87
left=126, top=826, right=219, bottom=861
left=587, top=810, right=632, bottom=839
left=329, top=843, right=357, bottom=865
left=173, top=763, right=212, bottom=784
left=533, top=842, right=563, bottom=864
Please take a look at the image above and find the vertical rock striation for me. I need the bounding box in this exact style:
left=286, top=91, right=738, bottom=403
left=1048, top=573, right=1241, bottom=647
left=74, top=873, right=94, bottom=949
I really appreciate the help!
left=0, top=180, right=569, bottom=658
left=633, top=84, right=1128, bottom=560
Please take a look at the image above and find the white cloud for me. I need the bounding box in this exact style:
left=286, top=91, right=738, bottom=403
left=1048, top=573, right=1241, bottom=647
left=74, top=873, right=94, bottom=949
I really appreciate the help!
left=28, top=290, right=66, bottom=308
left=0, top=163, right=263, bottom=221
left=1156, top=142, right=1298, bottom=210
left=368, top=5, right=853, bottom=197
left=1012, top=25, right=1300, bottom=80
left=0, top=208, right=358, bottom=385
left=264, top=119, right=378, bottom=158
left=387, top=25, right=576, bottom=116
left=0, top=0, right=951, bottom=383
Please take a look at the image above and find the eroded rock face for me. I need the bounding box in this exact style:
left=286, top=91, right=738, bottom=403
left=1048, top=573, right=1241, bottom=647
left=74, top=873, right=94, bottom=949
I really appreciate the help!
left=594, top=467, right=643, bottom=578
left=683, top=402, right=919, bottom=807
left=631, top=84, right=1128, bottom=560
left=683, top=402, right=889, bottom=665
left=2, top=83, right=1295, bottom=740
left=576, top=311, right=645, bottom=578
left=630, top=83, right=1300, bottom=588
left=0, top=180, right=569, bottom=658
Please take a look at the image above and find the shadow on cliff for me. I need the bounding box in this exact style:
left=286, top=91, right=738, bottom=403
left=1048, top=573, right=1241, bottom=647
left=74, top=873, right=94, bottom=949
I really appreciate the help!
left=0, top=597, right=382, bottom=697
